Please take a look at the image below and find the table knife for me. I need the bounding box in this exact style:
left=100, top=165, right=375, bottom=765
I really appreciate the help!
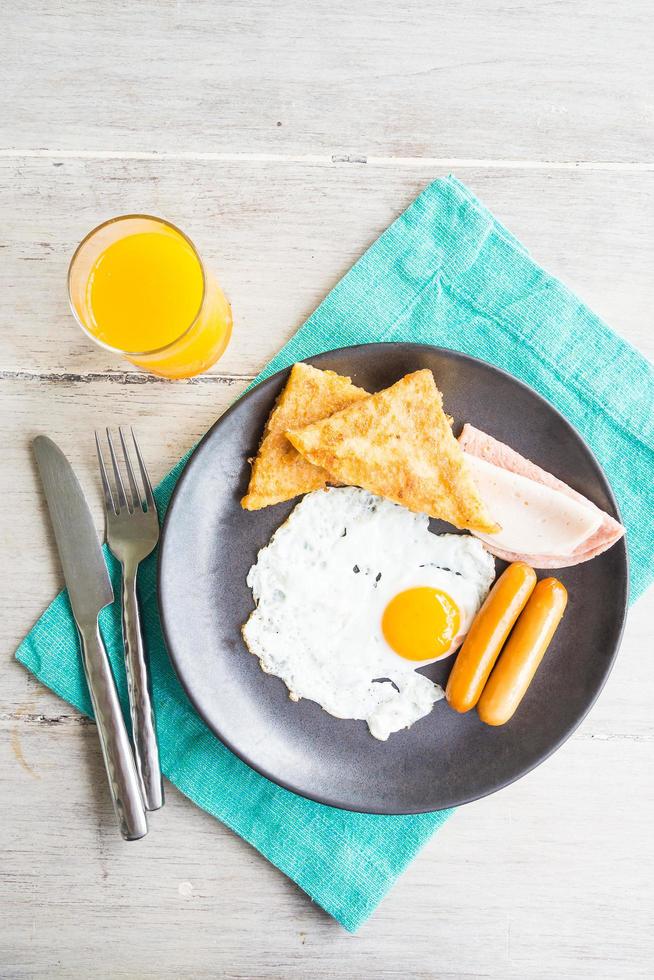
left=33, top=435, right=147, bottom=841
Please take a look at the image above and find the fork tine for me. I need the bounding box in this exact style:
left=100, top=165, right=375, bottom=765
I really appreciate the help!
left=119, top=426, right=142, bottom=512
left=95, top=431, right=116, bottom=515
left=106, top=428, right=130, bottom=513
left=131, top=427, right=155, bottom=512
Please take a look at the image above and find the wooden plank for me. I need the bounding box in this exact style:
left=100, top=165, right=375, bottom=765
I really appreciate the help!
left=2, top=370, right=652, bottom=972
left=2, top=718, right=653, bottom=978
left=2, top=1, right=653, bottom=163
left=0, top=157, right=653, bottom=380
left=2, top=377, right=652, bottom=732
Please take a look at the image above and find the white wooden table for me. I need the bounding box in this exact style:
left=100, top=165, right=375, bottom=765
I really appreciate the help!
left=2, top=3, right=653, bottom=977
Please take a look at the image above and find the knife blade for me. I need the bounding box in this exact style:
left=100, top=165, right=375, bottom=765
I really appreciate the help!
left=34, top=435, right=114, bottom=624
left=34, top=436, right=147, bottom=840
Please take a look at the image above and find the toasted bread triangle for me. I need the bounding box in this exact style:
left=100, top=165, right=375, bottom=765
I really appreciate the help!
left=286, top=369, right=499, bottom=533
left=241, top=362, right=369, bottom=510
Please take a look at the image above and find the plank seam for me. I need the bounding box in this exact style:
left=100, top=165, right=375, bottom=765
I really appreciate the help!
left=0, top=369, right=254, bottom=385
left=0, top=149, right=653, bottom=171
left=3, top=712, right=93, bottom=727
left=4, top=712, right=653, bottom=740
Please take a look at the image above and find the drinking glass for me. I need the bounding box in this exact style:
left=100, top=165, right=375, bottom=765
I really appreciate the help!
left=68, top=215, right=232, bottom=379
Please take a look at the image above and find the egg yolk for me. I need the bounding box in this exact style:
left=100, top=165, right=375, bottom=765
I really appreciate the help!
left=382, top=587, right=461, bottom=661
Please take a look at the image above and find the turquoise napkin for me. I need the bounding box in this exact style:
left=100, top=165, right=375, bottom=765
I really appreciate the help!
left=16, top=176, right=654, bottom=932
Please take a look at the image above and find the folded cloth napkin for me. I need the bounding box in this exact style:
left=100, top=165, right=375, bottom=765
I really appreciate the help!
left=16, top=176, right=654, bottom=932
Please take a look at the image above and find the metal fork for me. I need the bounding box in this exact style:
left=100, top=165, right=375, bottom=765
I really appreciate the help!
left=95, top=427, right=164, bottom=812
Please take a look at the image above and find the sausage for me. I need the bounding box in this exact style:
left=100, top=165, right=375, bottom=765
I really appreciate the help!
left=477, top=577, right=568, bottom=726
left=446, top=562, right=537, bottom=713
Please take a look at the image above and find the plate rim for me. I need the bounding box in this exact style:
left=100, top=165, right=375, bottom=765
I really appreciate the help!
left=158, top=342, right=629, bottom=814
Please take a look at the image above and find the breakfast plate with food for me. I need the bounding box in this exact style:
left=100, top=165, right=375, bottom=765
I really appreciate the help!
left=158, top=343, right=628, bottom=813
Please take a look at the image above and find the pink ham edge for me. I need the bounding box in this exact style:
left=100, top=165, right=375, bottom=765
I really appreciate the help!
left=458, top=424, right=625, bottom=568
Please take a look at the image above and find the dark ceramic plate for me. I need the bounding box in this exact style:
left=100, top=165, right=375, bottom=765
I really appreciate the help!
left=158, top=344, right=628, bottom=814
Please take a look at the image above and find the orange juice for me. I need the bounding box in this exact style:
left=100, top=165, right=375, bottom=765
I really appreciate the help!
left=68, top=215, right=232, bottom=379
left=87, top=231, right=204, bottom=353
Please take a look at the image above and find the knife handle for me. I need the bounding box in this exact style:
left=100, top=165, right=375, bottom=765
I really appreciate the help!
left=121, top=567, right=164, bottom=811
left=78, top=621, right=148, bottom=840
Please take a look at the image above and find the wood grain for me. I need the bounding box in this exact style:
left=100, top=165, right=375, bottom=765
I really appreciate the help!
left=2, top=0, right=653, bottom=975
left=2, top=718, right=653, bottom=978
left=2, top=1, right=653, bottom=162
left=1, top=158, right=653, bottom=379
left=2, top=376, right=653, bottom=979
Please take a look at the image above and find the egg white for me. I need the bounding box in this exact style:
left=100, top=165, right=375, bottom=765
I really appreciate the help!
left=242, top=486, right=495, bottom=740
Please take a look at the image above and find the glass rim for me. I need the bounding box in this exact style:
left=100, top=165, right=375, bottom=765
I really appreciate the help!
left=67, top=213, right=207, bottom=358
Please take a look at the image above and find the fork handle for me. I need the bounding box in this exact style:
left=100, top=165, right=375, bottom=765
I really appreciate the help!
left=121, top=565, right=164, bottom=811
left=78, top=621, right=148, bottom=840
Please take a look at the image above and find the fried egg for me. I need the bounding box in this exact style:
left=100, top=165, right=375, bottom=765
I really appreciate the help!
left=242, top=487, right=495, bottom=740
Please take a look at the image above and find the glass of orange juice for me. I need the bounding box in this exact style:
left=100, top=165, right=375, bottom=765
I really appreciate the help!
left=68, top=215, right=232, bottom=379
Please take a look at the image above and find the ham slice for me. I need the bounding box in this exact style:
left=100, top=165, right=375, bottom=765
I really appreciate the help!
left=458, top=424, right=625, bottom=568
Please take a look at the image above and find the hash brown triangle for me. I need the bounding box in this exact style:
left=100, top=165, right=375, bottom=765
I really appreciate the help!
left=241, top=362, right=369, bottom=509
left=286, top=369, right=499, bottom=533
